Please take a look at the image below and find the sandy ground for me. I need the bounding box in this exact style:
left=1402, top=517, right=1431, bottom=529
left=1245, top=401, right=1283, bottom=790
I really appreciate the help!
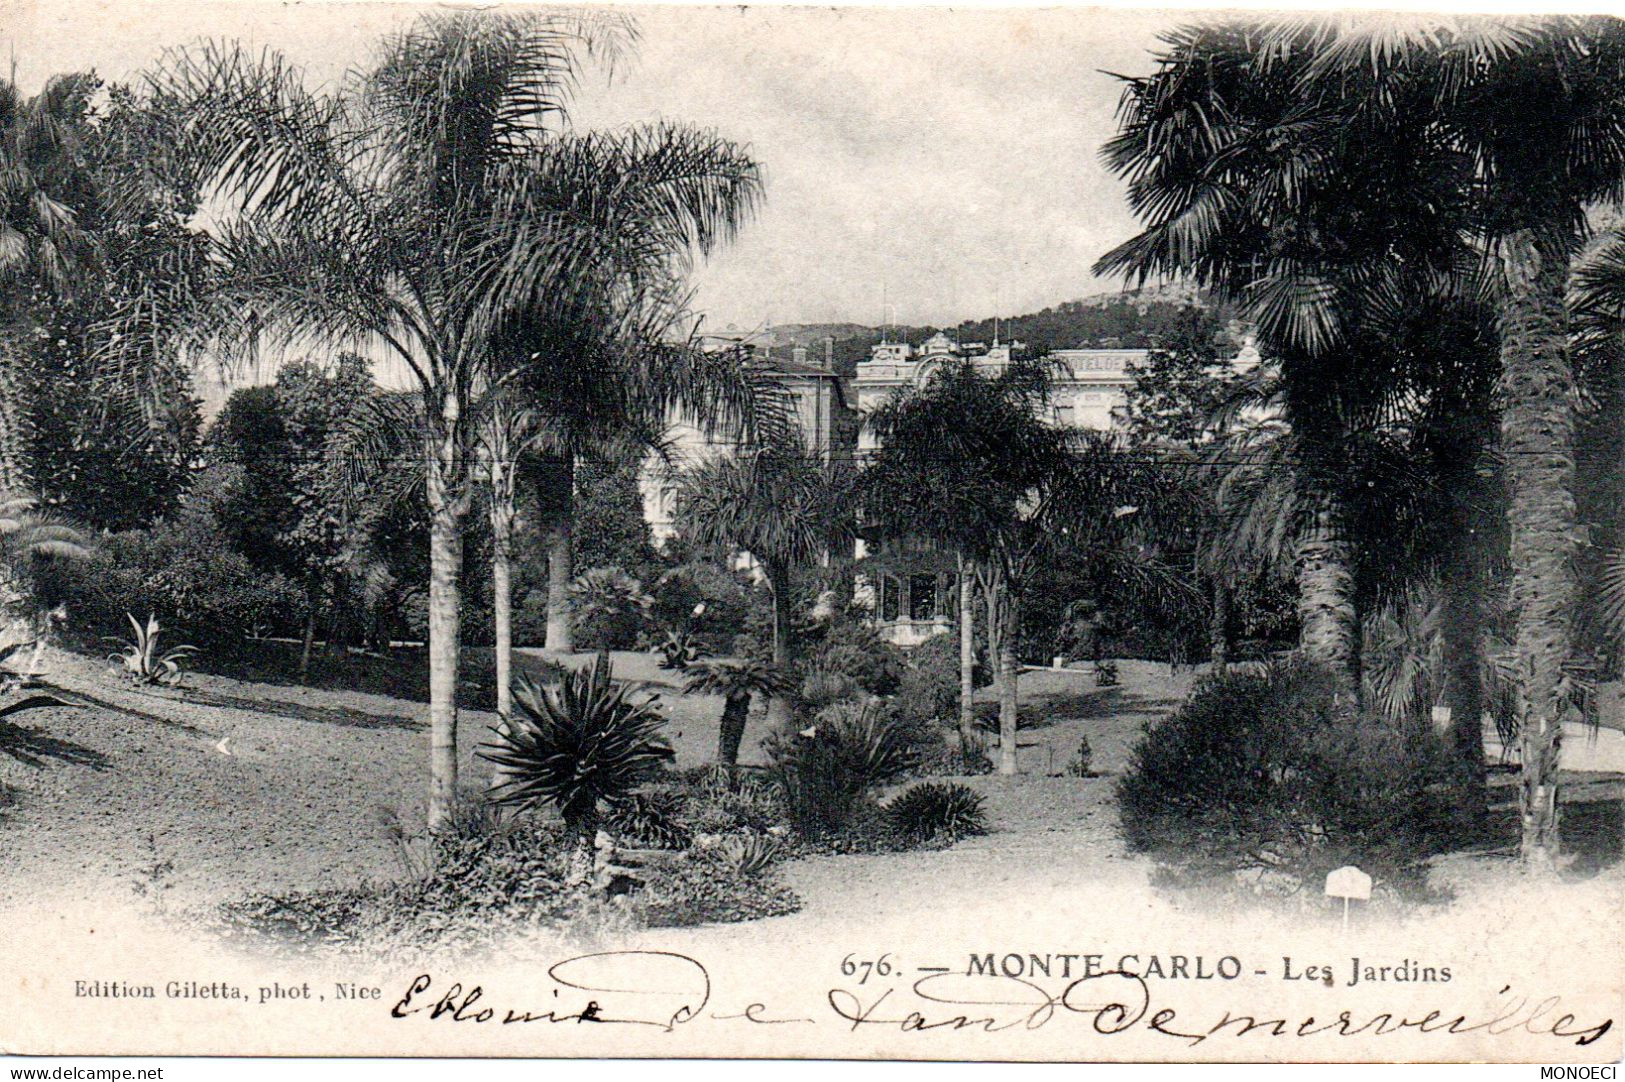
left=1, top=649, right=1620, bottom=1061
left=0, top=649, right=1182, bottom=910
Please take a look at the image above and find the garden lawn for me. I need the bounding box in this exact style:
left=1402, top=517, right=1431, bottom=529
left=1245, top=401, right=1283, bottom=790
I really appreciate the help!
left=0, top=649, right=1616, bottom=933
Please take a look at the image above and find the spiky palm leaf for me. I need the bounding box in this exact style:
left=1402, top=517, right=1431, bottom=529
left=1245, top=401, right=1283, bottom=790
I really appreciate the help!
left=682, top=657, right=791, bottom=701
left=674, top=434, right=854, bottom=579
left=481, top=652, right=674, bottom=822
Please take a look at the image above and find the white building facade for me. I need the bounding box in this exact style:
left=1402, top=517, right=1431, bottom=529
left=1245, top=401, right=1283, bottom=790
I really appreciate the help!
left=851, top=333, right=1149, bottom=645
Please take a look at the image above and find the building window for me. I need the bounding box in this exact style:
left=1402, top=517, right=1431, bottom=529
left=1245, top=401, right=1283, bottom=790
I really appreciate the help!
left=909, top=573, right=937, bottom=621
left=881, top=575, right=901, bottom=623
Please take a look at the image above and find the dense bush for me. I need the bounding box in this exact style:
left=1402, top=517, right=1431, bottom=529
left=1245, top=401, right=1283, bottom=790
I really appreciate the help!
left=218, top=816, right=579, bottom=952
left=605, top=791, right=693, bottom=850
left=885, top=782, right=989, bottom=844
left=42, top=511, right=308, bottom=647
left=646, top=561, right=753, bottom=656
left=568, top=567, right=652, bottom=651
left=797, top=664, right=864, bottom=711
left=219, top=797, right=801, bottom=950
left=629, top=766, right=788, bottom=839
left=634, top=847, right=800, bottom=928
left=894, top=633, right=962, bottom=727
left=1117, top=659, right=1462, bottom=896
left=802, top=616, right=907, bottom=696
left=763, top=700, right=918, bottom=835
left=911, top=734, right=995, bottom=777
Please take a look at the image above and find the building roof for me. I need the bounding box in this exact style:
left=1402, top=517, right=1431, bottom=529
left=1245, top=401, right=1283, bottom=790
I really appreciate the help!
left=760, top=353, right=841, bottom=378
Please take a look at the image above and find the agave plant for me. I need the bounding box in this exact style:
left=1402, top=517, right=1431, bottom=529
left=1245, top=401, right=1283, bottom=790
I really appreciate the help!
left=481, top=652, right=674, bottom=884
left=682, top=657, right=791, bottom=769
left=649, top=626, right=708, bottom=673
left=107, top=614, right=197, bottom=687
left=722, top=832, right=780, bottom=877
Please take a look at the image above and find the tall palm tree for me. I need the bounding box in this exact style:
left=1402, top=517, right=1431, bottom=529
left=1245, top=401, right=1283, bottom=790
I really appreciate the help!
left=1271, top=14, right=1625, bottom=866
left=0, top=73, right=95, bottom=495
left=674, top=435, right=853, bottom=731
left=151, top=11, right=760, bottom=830
left=1096, top=21, right=1488, bottom=701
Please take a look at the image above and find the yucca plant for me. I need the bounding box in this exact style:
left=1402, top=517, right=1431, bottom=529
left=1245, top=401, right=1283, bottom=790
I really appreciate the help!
left=481, top=652, right=674, bottom=884
left=107, top=613, right=197, bottom=687
left=682, top=657, right=791, bottom=769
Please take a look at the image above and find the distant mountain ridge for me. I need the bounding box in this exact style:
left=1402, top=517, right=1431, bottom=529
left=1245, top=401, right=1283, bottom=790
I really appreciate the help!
left=760, top=283, right=1219, bottom=378
left=767, top=284, right=1207, bottom=346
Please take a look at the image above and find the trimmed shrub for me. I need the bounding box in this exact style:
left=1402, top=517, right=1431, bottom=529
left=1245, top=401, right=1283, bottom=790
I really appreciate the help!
left=1117, top=659, right=1461, bottom=896
left=886, top=781, right=989, bottom=845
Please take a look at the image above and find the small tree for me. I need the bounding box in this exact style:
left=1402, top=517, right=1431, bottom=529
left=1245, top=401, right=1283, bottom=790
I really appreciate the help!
left=682, top=657, right=791, bottom=769
left=674, top=436, right=853, bottom=729
left=481, top=652, right=673, bottom=884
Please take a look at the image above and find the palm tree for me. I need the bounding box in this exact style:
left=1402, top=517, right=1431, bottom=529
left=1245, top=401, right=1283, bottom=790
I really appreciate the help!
left=860, top=359, right=1065, bottom=752
left=674, top=436, right=853, bottom=731
left=1265, top=15, right=1625, bottom=866
left=682, top=657, right=791, bottom=769
left=481, top=652, right=673, bottom=884
left=1096, top=21, right=1496, bottom=704
left=1, top=73, right=95, bottom=495
left=151, top=11, right=759, bottom=830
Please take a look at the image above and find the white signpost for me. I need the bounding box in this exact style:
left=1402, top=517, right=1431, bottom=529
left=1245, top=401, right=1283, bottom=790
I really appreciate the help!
left=1325, top=865, right=1372, bottom=932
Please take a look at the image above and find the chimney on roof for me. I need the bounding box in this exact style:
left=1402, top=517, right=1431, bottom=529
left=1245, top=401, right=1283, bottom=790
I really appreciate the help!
left=825, top=336, right=834, bottom=367
left=792, top=345, right=808, bottom=367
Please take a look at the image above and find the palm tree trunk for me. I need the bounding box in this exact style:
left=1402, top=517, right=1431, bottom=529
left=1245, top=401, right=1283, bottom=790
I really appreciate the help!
left=1296, top=490, right=1361, bottom=698
left=0, top=328, right=32, bottom=497
left=957, top=553, right=976, bottom=749
left=716, top=692, right=751, bottom=766
left=298, top=582, right=318, bottom=684
left=997, top=582, right=1021, bottom=776
left=1498, top=227, right=1579, bottom=872
left=491, top=508, right=514, bottom=724
left=766, top=564, right=793, bottom=731
left=1209, top=578, right=1231, bottom=674
left=564, top=804, right=600, bottom=887
left=1438, top=467, right=1489, bottom=800
left=984, top=566, right=1001, bottom=737
left=1440, top=568, right=1487, bottom=805
left=544, top=453, right=575, bottom=653
left=425, top=412, right=467, bottom=833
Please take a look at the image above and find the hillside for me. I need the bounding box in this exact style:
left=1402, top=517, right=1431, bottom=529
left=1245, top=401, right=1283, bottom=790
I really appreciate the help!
left=770, top=284, right=1224, bottom=379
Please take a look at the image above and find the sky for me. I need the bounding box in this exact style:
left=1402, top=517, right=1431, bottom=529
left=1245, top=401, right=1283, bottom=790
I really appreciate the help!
left=1, top=1, right=1181, bottom=330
